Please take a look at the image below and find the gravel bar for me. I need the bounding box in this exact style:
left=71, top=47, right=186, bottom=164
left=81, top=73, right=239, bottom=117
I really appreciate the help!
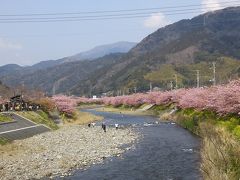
left=0, top=125, right=138, bottom=179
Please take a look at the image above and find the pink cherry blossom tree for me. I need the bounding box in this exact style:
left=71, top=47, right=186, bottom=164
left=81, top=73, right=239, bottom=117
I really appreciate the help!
left=52, top=95, right=77, bottom=116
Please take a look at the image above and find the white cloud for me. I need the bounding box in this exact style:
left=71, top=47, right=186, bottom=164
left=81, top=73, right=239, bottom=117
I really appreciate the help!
left=144, top=13, right=170, bottom=29
left=201, top=0, right=239, bottom=12
left=0, top=38, right=22, bottom=50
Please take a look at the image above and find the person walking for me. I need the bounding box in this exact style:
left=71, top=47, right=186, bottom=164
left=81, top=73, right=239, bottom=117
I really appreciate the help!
left=102, top=123, right=106, bottom=132
left=115, top=123, right=119, bottom=130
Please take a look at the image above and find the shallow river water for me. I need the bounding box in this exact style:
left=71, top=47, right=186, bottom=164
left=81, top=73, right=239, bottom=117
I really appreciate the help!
left=66, top=109, right=202, bottom=180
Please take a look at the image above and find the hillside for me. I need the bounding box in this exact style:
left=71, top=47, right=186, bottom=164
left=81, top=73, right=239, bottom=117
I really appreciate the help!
left=1, top=7, right=240, bottom=96
left=70, top=6, right=240, bottom=95
left=0, top=64, right=23, bottom=77
left=0, top=81, right=13, bottom=98
left=1, top=53, right=124, bottom=95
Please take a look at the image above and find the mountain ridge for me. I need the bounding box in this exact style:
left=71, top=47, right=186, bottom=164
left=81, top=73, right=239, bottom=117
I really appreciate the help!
left=0, top=41, right=136, bottom=70
left=1, top=7, right=240, bottom=96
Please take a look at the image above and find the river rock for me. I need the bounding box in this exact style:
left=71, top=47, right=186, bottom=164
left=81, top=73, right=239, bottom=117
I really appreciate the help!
left=0, top=125, right=138, bottom=180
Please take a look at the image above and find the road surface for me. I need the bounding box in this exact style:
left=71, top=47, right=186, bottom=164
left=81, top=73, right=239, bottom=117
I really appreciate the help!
left=0, top=112, right=50, bottom=141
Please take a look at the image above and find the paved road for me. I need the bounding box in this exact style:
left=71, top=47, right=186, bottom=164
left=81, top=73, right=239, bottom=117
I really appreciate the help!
left=0, top=112, right=50, bottom=141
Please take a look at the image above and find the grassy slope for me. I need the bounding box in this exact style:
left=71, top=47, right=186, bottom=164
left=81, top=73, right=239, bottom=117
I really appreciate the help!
left=144, top=57, right=240, bottom=88
left=16, top=110, right=58, bottom=130
left=0, top=113, right=12, bottom=123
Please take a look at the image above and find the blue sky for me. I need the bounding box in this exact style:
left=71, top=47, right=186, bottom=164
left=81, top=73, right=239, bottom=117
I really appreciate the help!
left=0, top=0, right=238, bottom=66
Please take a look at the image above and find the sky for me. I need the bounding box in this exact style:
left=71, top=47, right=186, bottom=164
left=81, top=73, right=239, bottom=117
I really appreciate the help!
left=0, top=0, right=239, bottom=66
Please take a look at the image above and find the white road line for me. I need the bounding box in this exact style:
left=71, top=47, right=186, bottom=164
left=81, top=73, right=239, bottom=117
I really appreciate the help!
left=13, top=112, right=52, bottom=130
left=2, top=112, right=51, bottom=130
left=0, top=125, right=42, bottom=135
left=12, top=112, right=37, bottom=125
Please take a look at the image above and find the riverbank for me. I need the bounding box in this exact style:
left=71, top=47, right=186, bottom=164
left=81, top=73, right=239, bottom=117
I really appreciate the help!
left=62, top=110, right=103, bottom=125
left=169, top=109, right=240, bottom=180
left=93, top=105, right=153, bottom=116
left=0, top=125, right=138, bottom=179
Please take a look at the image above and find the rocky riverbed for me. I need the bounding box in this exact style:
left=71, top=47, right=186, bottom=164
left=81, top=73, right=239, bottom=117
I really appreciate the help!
left=0, top=125, right=138, bottom=180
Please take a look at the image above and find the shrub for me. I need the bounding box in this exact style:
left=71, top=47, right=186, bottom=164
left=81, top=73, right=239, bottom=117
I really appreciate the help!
left=33, top=98, right=55, bottom=113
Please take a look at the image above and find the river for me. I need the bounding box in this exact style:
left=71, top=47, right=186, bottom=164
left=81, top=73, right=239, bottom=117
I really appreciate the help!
left=64, top=109, right=202, bottom=180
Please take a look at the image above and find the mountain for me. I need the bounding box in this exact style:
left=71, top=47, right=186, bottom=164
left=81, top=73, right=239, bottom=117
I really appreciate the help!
left=29, top=60, right=64, bottom=71
left=70, top=6, right=240, bottom=95
left=1, top=7, right=240, bottom=96
left=0, top=81, right=13, bottom=98
left=0, top=64, right=23, bottom=77
left=61, top=41, right=137, bottom=62
left=0, top=41, right=136, bottom=80
left=0, top=53, right=124, bottom=95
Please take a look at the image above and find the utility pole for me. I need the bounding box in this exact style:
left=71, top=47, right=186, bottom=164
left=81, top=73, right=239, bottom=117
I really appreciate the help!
left=203, top=14, right=209, bottom=26
left=174, top=74, right=178, bottom=89
left=170, top=81, right=173, bottom=91
left=89, top=84, right=92, bottom=98
left=203, top=15, right=206, bottom=26
left=134, top=87, right=137, bottom=93
left=150, top=82, right=152, bottom=92
left=212, top=62, right=216, bottom=86
left=127, top=88, right=129, bottom=95
left=196, top=70, right=200, bottom=88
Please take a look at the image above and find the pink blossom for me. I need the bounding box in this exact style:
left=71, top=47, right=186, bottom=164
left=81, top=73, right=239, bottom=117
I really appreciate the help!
left=52, top=95, right=77, bottom=115
left=73, top=79, right=240, bottom=116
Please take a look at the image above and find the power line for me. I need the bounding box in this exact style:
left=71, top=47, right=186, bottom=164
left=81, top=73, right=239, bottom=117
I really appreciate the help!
left=0, top=0, right=239, bottom=17
left=0, top=8, right=221, bottom=21
left=0, top=1, right=238, bottom=23
left=1, top=9, right=240, bottom=24
left=0, top=10, right=202, bottom=21
left=0, top=12, right=202, bottom=23
left=1, top=3, right=240, bottom=21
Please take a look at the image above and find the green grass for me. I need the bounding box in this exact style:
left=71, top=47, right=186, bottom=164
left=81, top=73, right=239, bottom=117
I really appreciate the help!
left=173, top=108, right=240, bottom=139
left=0, top=137, right=10, bottom=145
left=152, top=105, right=240, bottom=139
left=16, top=110, right=58, bottom=130
left=218, top=117, right=240, bottom=140
left=0, top=113, right=12, bottom=123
